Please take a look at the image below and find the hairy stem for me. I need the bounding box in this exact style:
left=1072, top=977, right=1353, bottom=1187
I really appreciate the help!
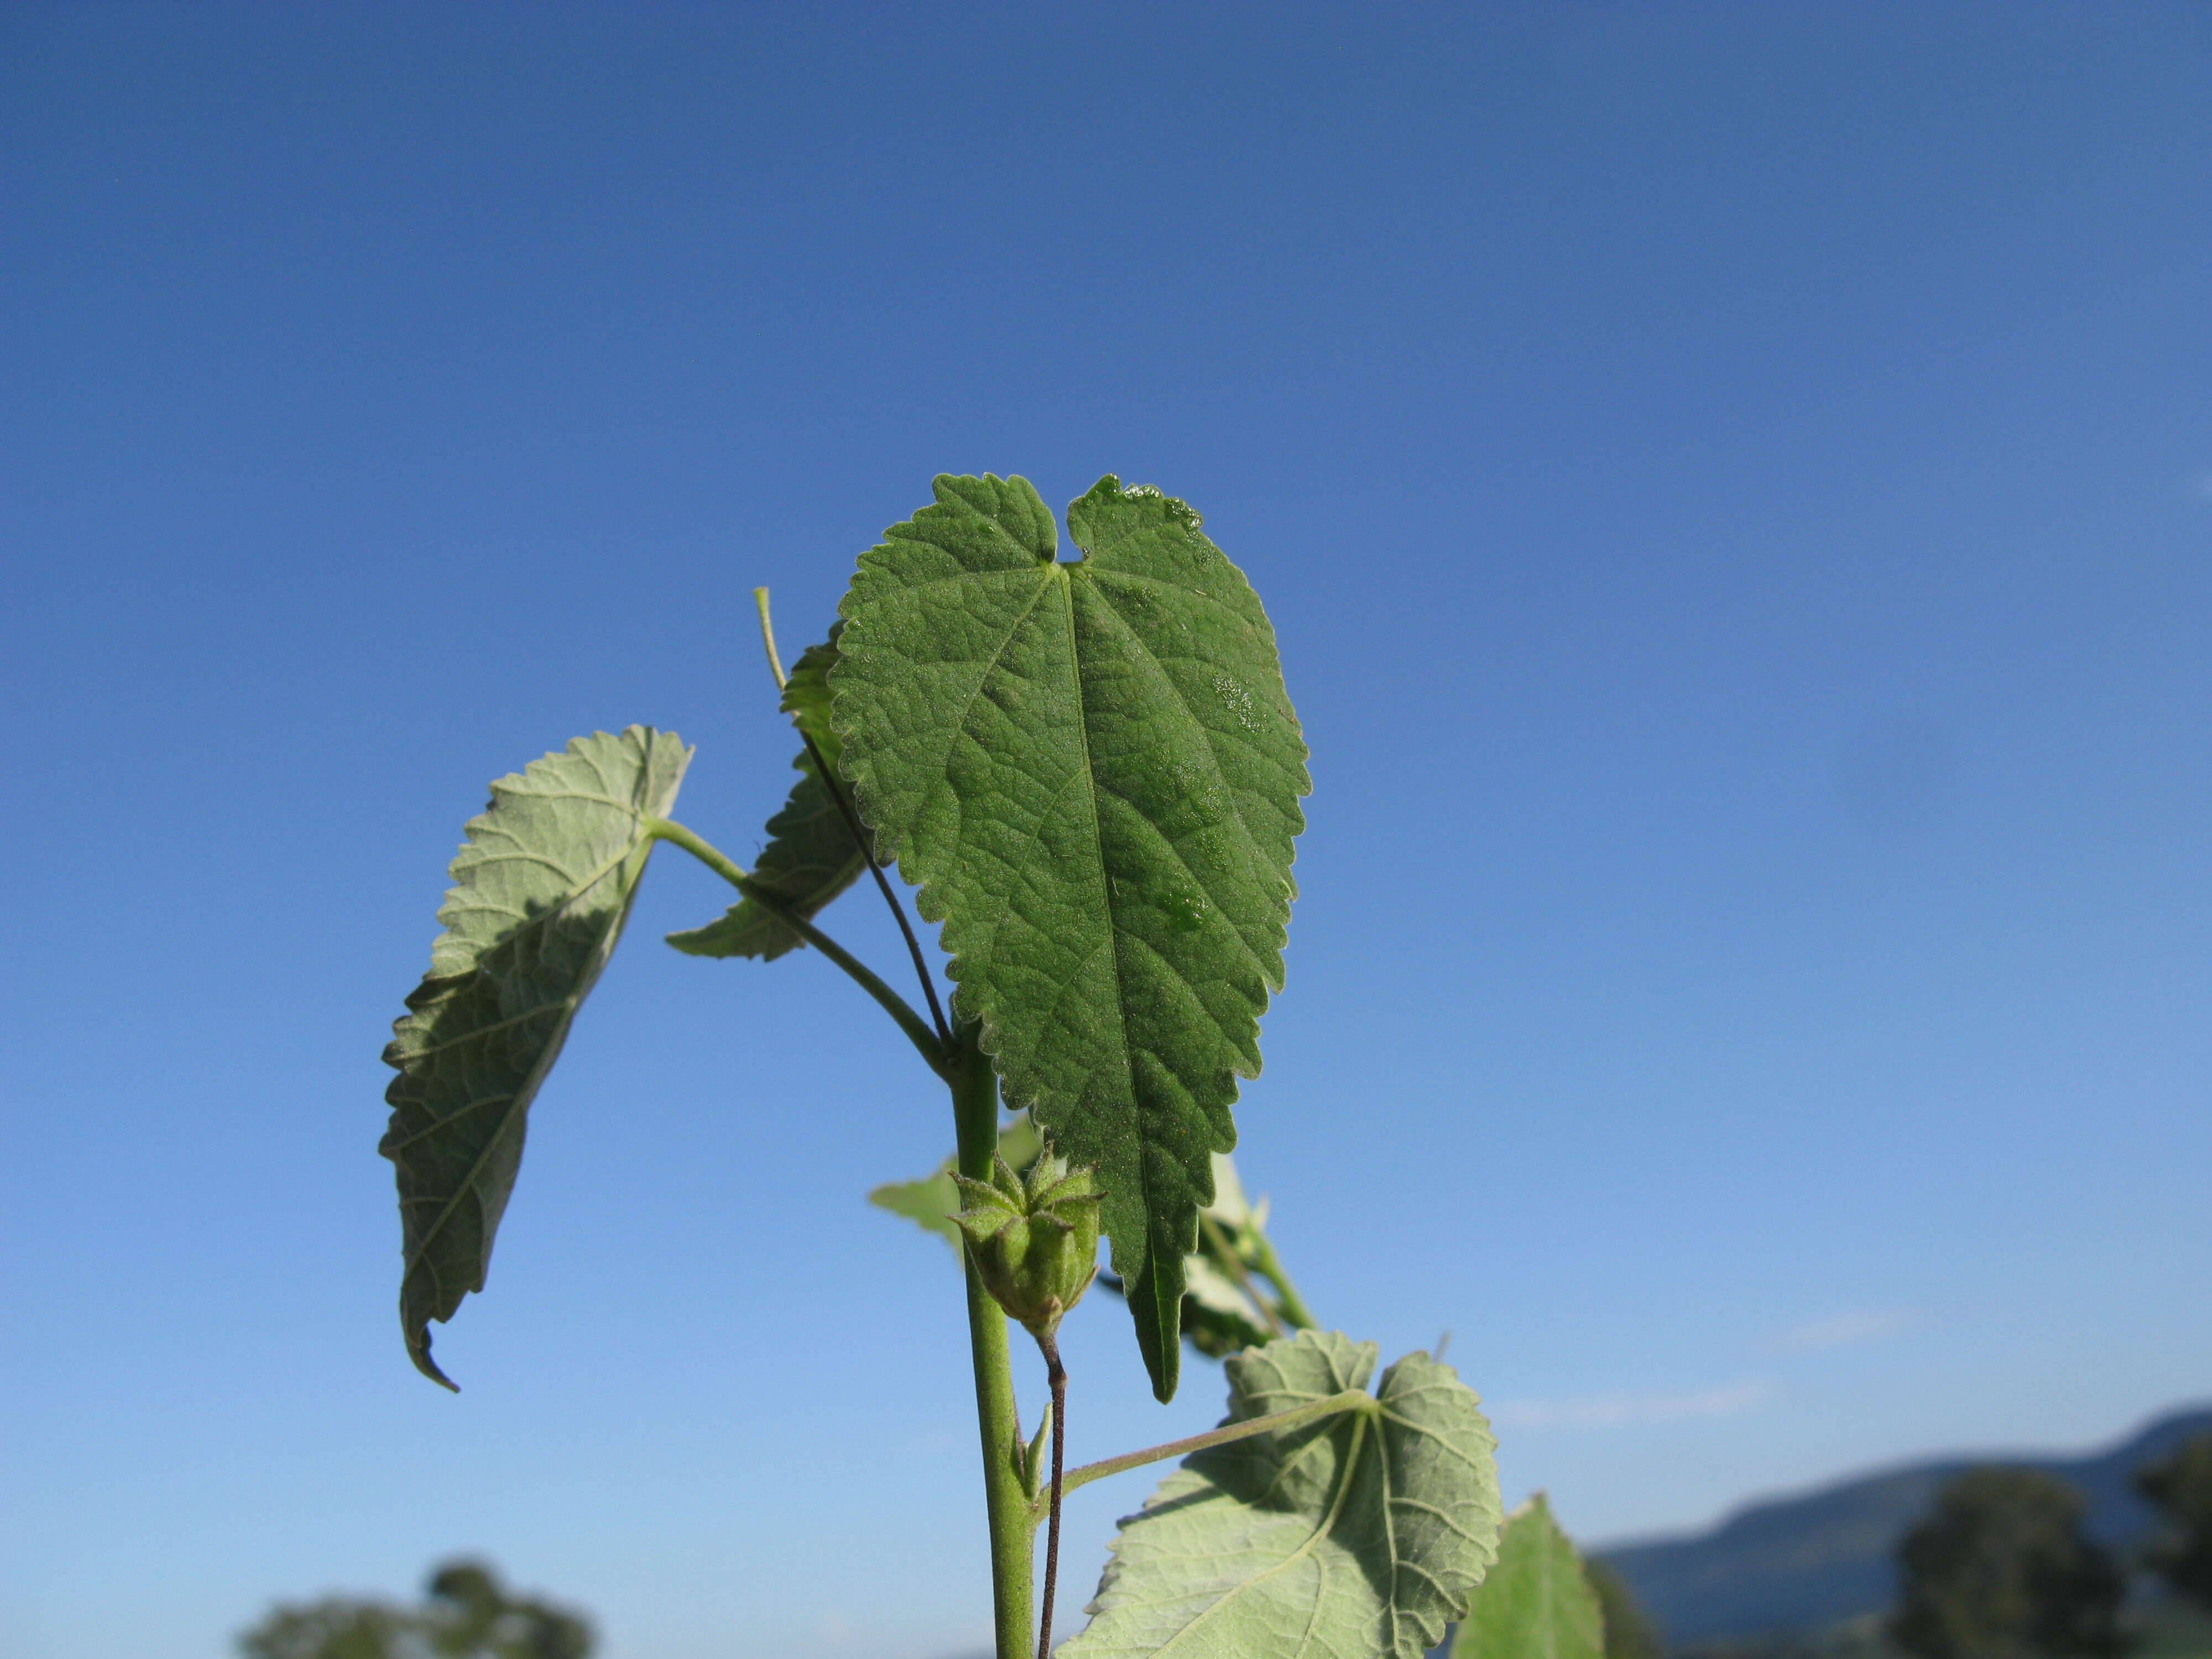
left=1046, top=1388, right=1375, bottom=1510
left=1036, top=1331, right=1068, bottom=1659
left=645, top=818, right=948, bottom=1078
left=951, top=1024, right=1036, bottom=1659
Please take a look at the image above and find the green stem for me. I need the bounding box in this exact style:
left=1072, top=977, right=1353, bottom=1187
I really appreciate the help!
left=645, top=817, right=950, bottom=1079
left=1200, top=1212, right=1286, bottom=1338
left=950, top=1023, right=1037, bottom=1659
left=1246, top=1228, right=1317, bottom=1332
left=752, top=587, right=789, bottom=689
left=1042, top=1388, right=1374, bottom=1515
left=752, top=587, right=953, bottom=1047
left=1035, top=1330, right=1067, bottom=1659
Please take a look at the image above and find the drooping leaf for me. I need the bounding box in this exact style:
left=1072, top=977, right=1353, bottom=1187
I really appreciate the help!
left=1063, top=1331, right=1503, bottom=1659
left=380, top=727, right=691, bottom=1387
left=668, top=628, right=876, bottom=961
left=869, top=1115, right=1045, bottom=1251
left=1448, top=1495, right=1605, bottom=1659
left=831, top=473, right=1309, bottom=1400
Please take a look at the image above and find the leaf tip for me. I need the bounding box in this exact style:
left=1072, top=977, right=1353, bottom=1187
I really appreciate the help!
left=407, top=1328, right=461, bottom=1393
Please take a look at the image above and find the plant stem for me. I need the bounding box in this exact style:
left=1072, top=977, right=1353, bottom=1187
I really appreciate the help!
left=1035, top=1331, right=1068, bottom=1659
left=752, top=586, right=952, bottom=1047
left=796, top=726, right=952, bottom=1048
left=1047, top=1388, right=1374, bottom=1510
left=752, top=587, right=789, bottom=689
left=1246, top=1227, right=1317, bottom=1332
left=1199, top=1212, right=1286, bottom=1338
left=645, top=818, right=949, bottom=1078
left=950, top=1022, right=1036, bottom=1659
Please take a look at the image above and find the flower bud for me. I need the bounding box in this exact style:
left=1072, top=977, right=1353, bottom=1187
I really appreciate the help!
left=951, top=1149, right=1103, bottom=1340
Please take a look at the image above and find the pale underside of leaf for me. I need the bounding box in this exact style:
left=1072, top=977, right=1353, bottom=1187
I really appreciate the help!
left=830, top=473, right=1309, bottom=1401
left=1448, top=1495, right=1604, bottom=1659
left=380, top=727, right=690, bottom=1387
left=667, top=630, right=878, bottom=961
left=1063, top=1331, right=1503, bottom=1659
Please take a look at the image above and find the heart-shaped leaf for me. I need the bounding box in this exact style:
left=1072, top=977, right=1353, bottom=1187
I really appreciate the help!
left=380, top=727, right=690, bottom=1386
left=1063, top=1331, right=1503, bottom=1658
left=830, top=473, right=1309, bottom=1400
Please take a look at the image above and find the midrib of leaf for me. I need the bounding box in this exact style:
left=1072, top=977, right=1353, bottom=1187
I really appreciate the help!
left=1154, top=1412, right=1374, bottom=1658
left=400, top=831, right=643, bottom=1280
left=1052, top=565, right=1284, bottom=1363
left=1055, top=565, right=1157, bottom=1337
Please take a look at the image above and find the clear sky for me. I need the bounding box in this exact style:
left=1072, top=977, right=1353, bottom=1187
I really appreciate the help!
left=3, top=4, right=2209, bottom=1657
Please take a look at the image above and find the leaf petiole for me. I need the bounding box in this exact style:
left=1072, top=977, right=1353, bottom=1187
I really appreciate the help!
left=1201, top=1212, right=1287, bottom=1338
left=1036, top=1386, right=1375, bottom=1519
left=753, top=588, right=952, bottom=1048
left=1247, top=1227, right=1317, bottom=1332
left=645, top=817, right=950, bottom=1079
left=752, top=587, right=789, bottom=690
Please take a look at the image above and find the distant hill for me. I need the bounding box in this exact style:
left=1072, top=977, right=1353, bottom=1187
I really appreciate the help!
left=1591, top=1404, right=2212, bottom=1649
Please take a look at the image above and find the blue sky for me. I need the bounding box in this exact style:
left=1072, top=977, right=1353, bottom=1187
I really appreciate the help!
left=3, top=4, right=2209, bottom=1657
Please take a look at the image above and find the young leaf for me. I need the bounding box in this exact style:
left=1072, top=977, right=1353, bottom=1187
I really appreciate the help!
left=1448, top=1495, right=1605, bottom=1659
left=831, top=473, right=1310, bottom=1401
left=667, top=630, right=875, bottom=961
left=1062, top=1331, right=1502, bottom=1659
left=380, top=727, right=691, bottom=1387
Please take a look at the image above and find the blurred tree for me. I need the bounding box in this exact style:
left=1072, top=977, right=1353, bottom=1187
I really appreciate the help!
left=2136, top=1432, right=2212, bottom=1611
left=238, top=1560, right=594, bottom=1659
left=237, top=1599, right=413, bottom=1659
left=1888, top=1468, right=2128, bottom=1659
left=1585, top=1558, right=1665, bottom=1659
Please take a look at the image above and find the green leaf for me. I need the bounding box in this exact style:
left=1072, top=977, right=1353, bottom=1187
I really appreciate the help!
left=1095, top=1151, right=1281, bottom=1360
left=380, top=727, right=691, bottom=1387
left=1062, top=1331, right=1503, bottom=1659
left=869, top=1115, right=1045, bottom=1251
left=1448, top=1495, right=1605, bottom=1659
left=780, top=628, right=843, bottom=755
left=667, top=629, right=875, bottom=961
left=831, top=473, right=1309, bottom=1401
left=1176, top=1253, right=1277, bottom=1360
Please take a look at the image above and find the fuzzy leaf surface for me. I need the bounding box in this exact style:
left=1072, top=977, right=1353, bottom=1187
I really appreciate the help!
left=1448, top=1495, right=1604, bottom=1659
left=831, top=472, right=1308, bottom=1400
left=380, top=727, right=690, bottom=1386
left=1063, top=1331, right=1502, bottom=1659
left=667, top=630, right=874, bottom=961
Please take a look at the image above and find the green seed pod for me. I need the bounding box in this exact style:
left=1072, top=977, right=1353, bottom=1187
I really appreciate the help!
left=950, top=1149, right=1103, bottom=1340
